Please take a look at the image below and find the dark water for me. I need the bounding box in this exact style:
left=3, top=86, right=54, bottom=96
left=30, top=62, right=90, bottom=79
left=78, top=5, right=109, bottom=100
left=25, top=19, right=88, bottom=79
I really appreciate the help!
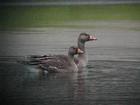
left=0, top=27, right=140, bottom=105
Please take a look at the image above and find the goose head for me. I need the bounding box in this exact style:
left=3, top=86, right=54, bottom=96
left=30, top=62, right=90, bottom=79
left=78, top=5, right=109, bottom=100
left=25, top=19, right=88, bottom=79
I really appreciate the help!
left=78, top=33, right=97, bottom=43
left=68, top=46, right=84, bottom=56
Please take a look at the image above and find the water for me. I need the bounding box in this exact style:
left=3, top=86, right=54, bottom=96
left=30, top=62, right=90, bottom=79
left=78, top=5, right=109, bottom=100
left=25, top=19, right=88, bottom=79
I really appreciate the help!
left=0, top=26, right=140, bottom=105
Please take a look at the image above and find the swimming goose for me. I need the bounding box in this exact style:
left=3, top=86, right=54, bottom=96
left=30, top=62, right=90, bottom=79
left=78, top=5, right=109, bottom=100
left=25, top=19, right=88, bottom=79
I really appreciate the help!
left=76, top=33, right=97, bottom=67
left=39, top=46, right=83, bottom=73
left=26, top=33, right=97, bottom=67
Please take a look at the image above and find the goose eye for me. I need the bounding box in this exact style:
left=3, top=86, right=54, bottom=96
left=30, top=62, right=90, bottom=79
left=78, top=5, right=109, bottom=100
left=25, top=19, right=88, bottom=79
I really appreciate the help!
left=87, top=35, right=90, bottom=40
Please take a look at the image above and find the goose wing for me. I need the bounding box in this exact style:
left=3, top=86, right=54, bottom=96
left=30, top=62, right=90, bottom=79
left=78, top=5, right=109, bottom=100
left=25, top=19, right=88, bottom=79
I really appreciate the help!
left=39, top=56, right=71, bottom=73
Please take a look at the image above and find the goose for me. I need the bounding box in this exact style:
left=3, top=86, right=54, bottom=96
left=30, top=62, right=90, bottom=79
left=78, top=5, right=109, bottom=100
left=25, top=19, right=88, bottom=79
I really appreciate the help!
left=39, top=46, right=83, bottom=73
left=27, top=33, right=97, bottom=67
left=76, top=33, right=97, bottom=67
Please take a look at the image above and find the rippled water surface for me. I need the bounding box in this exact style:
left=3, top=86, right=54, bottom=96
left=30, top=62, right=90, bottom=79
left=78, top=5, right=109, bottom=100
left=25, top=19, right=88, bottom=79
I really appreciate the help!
left=0, top=27, right=140, bottom=105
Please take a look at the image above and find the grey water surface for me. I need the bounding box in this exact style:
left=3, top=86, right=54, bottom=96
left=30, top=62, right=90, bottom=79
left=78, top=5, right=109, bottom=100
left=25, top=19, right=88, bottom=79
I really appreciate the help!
left=0, top=27, right=140, bottom=105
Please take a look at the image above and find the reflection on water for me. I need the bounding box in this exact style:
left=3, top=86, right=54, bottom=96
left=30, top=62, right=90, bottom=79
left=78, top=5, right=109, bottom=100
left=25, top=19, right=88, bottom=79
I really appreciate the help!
left=0, top=28, right=140, bottom=105
left=1, top=60, right=140, bottom=105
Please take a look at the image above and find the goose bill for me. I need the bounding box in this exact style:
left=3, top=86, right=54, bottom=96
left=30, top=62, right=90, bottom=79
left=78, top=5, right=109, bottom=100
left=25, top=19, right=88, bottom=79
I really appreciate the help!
left=89, top=35, right=97, bottom=40
left=77, top=48, right=84, bottom=54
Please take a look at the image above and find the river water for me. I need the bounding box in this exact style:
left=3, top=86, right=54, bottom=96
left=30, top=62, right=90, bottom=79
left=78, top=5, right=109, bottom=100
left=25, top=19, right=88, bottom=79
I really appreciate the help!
left=0, top=26, right=140, bottom=105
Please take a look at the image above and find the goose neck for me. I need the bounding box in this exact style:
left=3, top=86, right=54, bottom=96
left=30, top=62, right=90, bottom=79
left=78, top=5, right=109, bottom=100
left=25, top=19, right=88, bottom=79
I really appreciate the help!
left=78, top=41, right=85, bottom=52
left=68, top=53, right=75, bottom=61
